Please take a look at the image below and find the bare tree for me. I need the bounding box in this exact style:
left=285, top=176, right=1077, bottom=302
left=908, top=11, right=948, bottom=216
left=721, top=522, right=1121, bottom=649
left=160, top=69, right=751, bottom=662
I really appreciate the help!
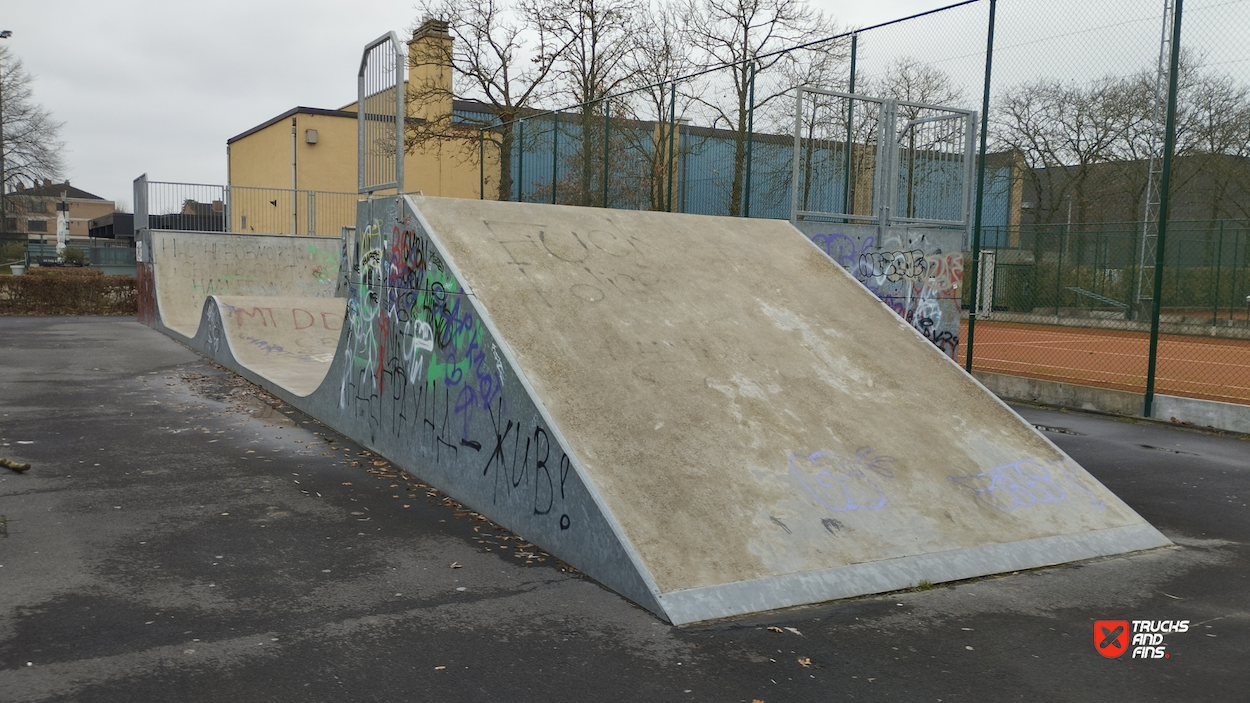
left=683, top=0, right=835, bottom=216
left=1, top=45, right=65, bottom=211
left=1165, top=64, right=1250, bottom=220
left=762, top=44, right=849, bottom=214
left=992, top=51, right=1250, bottom=227
left=867, top=58, right=968, bottom=220
left=612, top=1, right=701, bottom=210
left=410, top=0, right=572, bottom=201
left=867, top=57, right=966, bottom=114
left=991, top=76, right=1143, bottom=225
left=532, top=0, right=641, bottom=205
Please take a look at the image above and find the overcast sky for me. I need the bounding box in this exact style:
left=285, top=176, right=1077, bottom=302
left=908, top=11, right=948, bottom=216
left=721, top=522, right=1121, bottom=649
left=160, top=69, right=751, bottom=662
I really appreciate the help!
left=2, top=0, right=1236, bottom=207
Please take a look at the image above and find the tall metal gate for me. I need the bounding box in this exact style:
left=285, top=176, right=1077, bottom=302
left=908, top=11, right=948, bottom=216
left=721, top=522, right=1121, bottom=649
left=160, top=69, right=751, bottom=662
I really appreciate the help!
left=790, top=87, right=977, bottom=235
left=358, top=32, right=406, bottom=194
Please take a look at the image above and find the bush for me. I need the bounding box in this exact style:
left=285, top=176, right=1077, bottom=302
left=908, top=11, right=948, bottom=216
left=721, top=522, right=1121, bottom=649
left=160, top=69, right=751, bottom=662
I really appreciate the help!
left=0, top=274, right=136, bottom=315
left=1, top=242, right=25, bottom=275
left=27, top=265, right=103, bottom=277
left=61, top=246, right=87, bottom=265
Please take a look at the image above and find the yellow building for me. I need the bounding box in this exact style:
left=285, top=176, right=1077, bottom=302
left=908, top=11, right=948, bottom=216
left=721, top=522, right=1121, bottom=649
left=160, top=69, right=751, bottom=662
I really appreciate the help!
left=227, top=20, right=496, bottom=206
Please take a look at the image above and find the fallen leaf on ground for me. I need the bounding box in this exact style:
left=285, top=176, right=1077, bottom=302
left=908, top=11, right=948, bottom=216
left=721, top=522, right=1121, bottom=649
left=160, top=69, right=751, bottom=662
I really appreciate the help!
left=784, top=627, right=803, bottom=636
left=1, top=458, right=31, bottom=473
left=450, top=562, right=462, bottom=569
left=797, top=657, right=811, bottom=668
left=766, top=626, right=783, bottom=633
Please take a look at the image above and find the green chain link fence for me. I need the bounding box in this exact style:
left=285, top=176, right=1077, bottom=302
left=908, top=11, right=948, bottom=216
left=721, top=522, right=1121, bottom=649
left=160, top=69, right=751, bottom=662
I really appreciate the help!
left=468, top=0, right=1250, bottom=412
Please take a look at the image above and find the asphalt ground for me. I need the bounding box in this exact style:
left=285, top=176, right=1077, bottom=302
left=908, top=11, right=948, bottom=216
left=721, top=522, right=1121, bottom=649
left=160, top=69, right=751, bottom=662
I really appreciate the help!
left=1, top=316, right=1247, bottom=703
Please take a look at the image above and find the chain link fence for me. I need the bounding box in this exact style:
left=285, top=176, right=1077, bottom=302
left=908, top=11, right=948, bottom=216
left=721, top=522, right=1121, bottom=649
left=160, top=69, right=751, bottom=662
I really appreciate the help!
left=468, top=0, right=1250, bottom=411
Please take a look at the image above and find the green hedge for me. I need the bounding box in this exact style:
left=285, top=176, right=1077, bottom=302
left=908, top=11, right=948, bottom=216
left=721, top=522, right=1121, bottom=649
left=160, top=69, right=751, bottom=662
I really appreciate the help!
left=0, top=271, right=137, bottom=315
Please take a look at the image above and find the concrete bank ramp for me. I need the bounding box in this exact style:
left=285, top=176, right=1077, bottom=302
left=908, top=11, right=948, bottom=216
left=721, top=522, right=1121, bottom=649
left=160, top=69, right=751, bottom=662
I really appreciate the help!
left=140, top=196, right=1169, bottom=625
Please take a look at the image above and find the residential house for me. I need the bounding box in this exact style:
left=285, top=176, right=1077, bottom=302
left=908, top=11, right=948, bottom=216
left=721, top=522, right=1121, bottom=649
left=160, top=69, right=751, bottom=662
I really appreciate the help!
left=2, top=179, right=115, bottom=246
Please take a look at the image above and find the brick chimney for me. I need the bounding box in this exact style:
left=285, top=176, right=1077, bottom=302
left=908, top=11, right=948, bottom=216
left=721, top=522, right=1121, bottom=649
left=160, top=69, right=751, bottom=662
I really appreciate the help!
left=408, top=18, right=453, bottom=123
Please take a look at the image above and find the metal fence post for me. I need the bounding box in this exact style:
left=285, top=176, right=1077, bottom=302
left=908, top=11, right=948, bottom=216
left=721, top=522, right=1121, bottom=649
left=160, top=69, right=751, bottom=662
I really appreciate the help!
left=743, top=62, right=755, bottom=218
left=1144, top=0, right=1185, bottom=418
left=1213, top=220, right=1224, bottom=325
left=603, top=101, right=610, bottom=208
left=843, top=33, right=858, bottom=220
left=479, top=129, right=484, bottom=200
left=1055, top=228, right=1064, bottom=317
left=133, top=174, right=149, bottom=236
left=964, top=0, right=996, bottom=373
left=517, top=120, right=525, bottom=202
left=666, top=83, right=677, bottom=213
left=1233, top=229, right=1243, bottom=322
left=551, top=116, right=559, bottom=205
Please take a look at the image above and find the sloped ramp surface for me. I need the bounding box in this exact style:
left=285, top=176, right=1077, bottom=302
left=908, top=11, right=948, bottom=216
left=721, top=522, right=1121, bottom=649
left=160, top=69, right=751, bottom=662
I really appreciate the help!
left=145, top=230, right=344, bottom=396
left=140, top=196, right=1169, bottom=624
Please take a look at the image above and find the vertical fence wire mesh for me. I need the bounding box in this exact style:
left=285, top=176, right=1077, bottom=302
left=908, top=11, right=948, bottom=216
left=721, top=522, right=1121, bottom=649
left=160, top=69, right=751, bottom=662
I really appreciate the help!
left=120, top=1, right=1250, bottom=409
left=477, top=0, right=1250, bottom=408
left=143, top=182, right=357, bottom=237
left=964, top=0, right=1250, bottom=407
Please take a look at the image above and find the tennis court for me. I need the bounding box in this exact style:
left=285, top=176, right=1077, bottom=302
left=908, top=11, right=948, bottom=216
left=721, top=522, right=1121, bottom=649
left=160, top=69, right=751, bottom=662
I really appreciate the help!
left=960, top=321, right=1250, bottom=406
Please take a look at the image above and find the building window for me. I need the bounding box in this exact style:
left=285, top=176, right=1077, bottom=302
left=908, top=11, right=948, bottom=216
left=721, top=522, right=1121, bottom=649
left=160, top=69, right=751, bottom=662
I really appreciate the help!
left=3, top=218, right=15, bottom=231
left=28, top=220, right=48, bottom=232
left=29, top=201, right=47, bottom=213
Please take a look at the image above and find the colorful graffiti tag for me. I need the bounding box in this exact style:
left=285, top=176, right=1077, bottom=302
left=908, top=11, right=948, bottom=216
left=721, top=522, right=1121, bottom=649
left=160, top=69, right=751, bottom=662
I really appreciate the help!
left=337, top=204, right=575, bottom=532
left=811, top=232, right=963, bottom=359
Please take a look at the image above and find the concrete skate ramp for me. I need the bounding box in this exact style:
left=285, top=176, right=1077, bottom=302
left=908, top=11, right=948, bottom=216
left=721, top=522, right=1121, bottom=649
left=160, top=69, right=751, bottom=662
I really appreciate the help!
left=139, top=196, right=1169, bottom=625
left=147, top=230, right=343, bottom=396
left=149, top=230, right=340, bottom=338
left=409, top=197, right=1168, bottom=621
left=210, top=296, right=345, bottom=396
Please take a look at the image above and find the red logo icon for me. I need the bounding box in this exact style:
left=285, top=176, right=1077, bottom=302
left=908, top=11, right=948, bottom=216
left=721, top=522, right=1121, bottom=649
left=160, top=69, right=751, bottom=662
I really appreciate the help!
left=1095, top=620, right=1129, bottom=658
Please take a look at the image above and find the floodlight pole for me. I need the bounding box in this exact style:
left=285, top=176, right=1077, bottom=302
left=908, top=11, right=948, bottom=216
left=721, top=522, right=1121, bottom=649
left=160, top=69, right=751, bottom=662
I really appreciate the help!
left=963, top=0, right=996, bottom=373
left=1143, top=0, right=1185, bottom=418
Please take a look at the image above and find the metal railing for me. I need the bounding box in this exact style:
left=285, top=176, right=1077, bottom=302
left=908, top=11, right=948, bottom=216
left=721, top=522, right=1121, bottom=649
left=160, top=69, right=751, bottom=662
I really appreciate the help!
left=137, top=180, right=359, bottom=237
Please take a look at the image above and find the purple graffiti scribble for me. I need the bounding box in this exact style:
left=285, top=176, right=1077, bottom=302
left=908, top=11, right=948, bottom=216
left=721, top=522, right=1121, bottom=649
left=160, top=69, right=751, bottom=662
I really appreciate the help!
left=789, top=446, right=896, bottom=513
left=948, top=458, right=1107, bottom=512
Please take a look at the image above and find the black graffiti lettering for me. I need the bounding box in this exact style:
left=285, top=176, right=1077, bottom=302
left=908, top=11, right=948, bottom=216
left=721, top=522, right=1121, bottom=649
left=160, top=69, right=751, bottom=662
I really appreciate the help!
left=533, top=427, right=553, bottom=515
left=559, top=454, right=571, bottom=500
left=510, top=424, right=528, bottom=489
left=483, top=398, right=515, bottom=504
left=420, top=380, right=437, bottom=451
left=460, top=439, right=482, bottom=451
left=435, top=383, right=458, bottom=463
left=559, top=514, right=570, bottom=530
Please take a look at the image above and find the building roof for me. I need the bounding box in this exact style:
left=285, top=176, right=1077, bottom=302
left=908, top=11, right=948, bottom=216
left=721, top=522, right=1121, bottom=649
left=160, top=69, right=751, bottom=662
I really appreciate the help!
left=10, top=181, right=106, bottom=200
left=228, top=99, right=499, bottom=145
left=227, top=106, right=359, bottom=145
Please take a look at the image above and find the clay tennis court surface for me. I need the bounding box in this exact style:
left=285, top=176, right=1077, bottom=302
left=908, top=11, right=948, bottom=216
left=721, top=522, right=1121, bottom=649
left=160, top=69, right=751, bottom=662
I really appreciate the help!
left=959, top=320, right=1250, bottom=406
